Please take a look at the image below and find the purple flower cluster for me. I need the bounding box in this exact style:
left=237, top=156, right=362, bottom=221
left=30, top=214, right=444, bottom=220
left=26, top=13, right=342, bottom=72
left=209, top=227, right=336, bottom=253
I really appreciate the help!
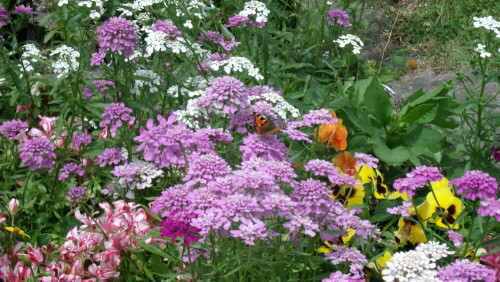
left=99, top=103, right=135, bottom=135
left=199, top=31, right=241, bottom=51
left=391, top=165, right=442, bottom=198
left=151, top=19, right=182, bottom=37
left=67, top=186, right=88, bottom=206
left=183, top=153, right=231, bottom=187
left=304, top=159, right=358, bottom=187
left=477, top=197, right=500, bottom=221
left=301, top=109, right=338, bottom=126
left=387, top=201, right=412, bottom=218
left=93, top=80, right=115, bottom=92
left=195, top=76, right=247, bottom=114
left=71, top=133, right=92, bottom=151
left=12, top=5, right=37, bottom=15
left=160, top=210, right=200, bottom=245
left=324, top=246, right=367, bottom=277
left=0, top=7, right=10, bottom=25
left=451, top=170, right=498, bottom=200
left=225, top=15, right=250, bottom=28
left=19, top=137, right=56, bottom=170
left=437, top=259, right=497, bottom=282
left=354, top=153, right=379, bottom=168
left=58, top=163, right=85, bottom=181
left=240, top=133, right=287, bottom=161
left=446, top=230, right=464, bottom=248
left=0, top=119, right=28, bottom=139
left=325, top=9, right=350, bottom=27
left=97, top=147, right=127, bottom=167
left=322, top=271, right=363, bottom=282
left=92, top=17, right=138, bottom=65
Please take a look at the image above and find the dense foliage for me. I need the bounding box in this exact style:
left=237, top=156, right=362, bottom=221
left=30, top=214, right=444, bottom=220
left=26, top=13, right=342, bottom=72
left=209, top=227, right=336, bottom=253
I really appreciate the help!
left=0, top=0, right=498, bottom=281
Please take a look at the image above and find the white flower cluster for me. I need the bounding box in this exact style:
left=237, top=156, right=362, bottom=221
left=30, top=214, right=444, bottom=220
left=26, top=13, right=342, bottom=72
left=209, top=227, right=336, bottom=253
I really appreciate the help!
left=58, top=0, right=68, bottom=6
left=174, top=98, right=206, bottom=129
left=167, top=76, right=208, bottom=98
left=50, top=45, right=80, bottom=77
left=112, top=159, right=163, bottom=199
left=19, top=44, right=43, bottom=73
left=334, top=34, right=364, bottom=54
left=239, top=0, right=270, bottom=23
left=210, top=56, right=263, bottom=80
left=474, top=44, right=492, bottom=58
left=166, top=0, right=214, bottom=19
left=144, top=29, right=169, bottom=56
left=131, top=69, right=161, bottom=95
left=166, top=38, right=208, bottom=57
left=78, top=0, right=105, bottom=19
left=382, top=241, right=454, bottom=282
left=248, top=92, right=300, bottom=120
left=473, top=16, right=500, bottom=38
left=118, top=0, right=162, bottom=17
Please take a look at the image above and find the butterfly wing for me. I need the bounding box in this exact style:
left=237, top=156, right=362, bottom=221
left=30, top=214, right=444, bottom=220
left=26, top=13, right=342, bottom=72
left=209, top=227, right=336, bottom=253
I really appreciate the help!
left=254, top=114, right=284, bottom=136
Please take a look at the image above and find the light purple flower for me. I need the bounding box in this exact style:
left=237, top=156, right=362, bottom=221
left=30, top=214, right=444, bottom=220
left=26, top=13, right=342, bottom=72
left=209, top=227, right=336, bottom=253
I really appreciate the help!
left=230, top=217, right=268, bottom=245
left=151, top=19, right=181, bottom=37
left=437, top=259, right=496, bottom=282
left=477, top=197, right=500, bottom=221
left=325, top=9, right=350, bottom=27
left=393, top=177, right=426, bottom=198
left=67, top=186, right=87, bottom=206
left=59, top=163, right=85, bottom=181
left=322, top=271, right=363, bottom=282
left=451, top=170, right=498, bottom=200
left=97, top=147, right=127, bottom=167
left=214, top=194, right=262, bottom=224
left=99, top=102, right=135, bottom=134
left=302, top=109, right=338, bottom=126
left=151, top=184, right=190, bottom=217
left=19, top=137, right=56, bottom=170
left=225, top=15, right=249, bottom=28
left=111, top=164, right=139, bottom=182
left=407, top=165, right=443, bottom=182
left=354, top=153, right=379, bottom=168
left=387, top=201, right=412, bottom=218
left=90, top=51, right=105, bottom=67
left=183, top=153, right=231, bottom=187
left=0, top=119, right=28, bottom=139
left=0, top=7, right=9, bottom=25
left=71, top=133, right=92, bottom=151
left=210, top=53, right=227, bottom=61
left=446, top=230, right=464, bottom=248
left=283, top=213, right=319, bottom=237
left=12, top=5, right=37, bottom=15
left=93, top=80, right=115, bottom=92
left=239, top=159, right=296, bottom=184
left=281, top=122, right=312, bottom=143
left=324, top=246, right=367, bottom=278
left=240, top=133, right=287, bottom=161
left=195, top=76, right=247, bottom=114
left=304, top=159, right=358, bottom=187
left=96, top=17, right=138, bottom=56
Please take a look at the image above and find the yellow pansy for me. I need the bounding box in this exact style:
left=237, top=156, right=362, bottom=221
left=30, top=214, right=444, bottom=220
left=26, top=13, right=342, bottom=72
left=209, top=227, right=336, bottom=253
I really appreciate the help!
left=389, top=191, right=410, bottom=201
left=5, top=227, right=31, bottom=239
left=341, top=228, right=356, bottom=244
left=357, top=166, right=389, bottom=199
left=317, top=240, right=335, bottom=253
left=375, top=251, right=392, bottom=269
left=430, top=177, right=452, bottom=193
left=394, top=202, right=428, bottom=245
left=423, top=188, right=463, bottom=229
left=329, top=184, right=365, bottom=207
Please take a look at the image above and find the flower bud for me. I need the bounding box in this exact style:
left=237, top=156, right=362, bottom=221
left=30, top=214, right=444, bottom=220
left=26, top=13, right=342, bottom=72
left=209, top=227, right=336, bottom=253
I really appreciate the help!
left=8, top=198, right=19, bottom=215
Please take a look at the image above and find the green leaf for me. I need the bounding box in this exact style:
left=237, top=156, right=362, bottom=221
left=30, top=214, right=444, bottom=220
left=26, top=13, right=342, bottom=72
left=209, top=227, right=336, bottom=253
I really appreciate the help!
left=401, top=103, right=439, bottom=124
left=363, top=77, right=393, bottom=123
left=373, top=141, right=411, bottom=165
left=403, top=125, right=444, bottom=154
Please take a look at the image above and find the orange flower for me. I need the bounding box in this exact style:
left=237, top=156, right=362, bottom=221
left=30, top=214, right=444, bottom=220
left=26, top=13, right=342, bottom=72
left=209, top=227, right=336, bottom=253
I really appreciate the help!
left=315, top=110, right=348, bottom=151
left=333, top=151, right=357, bottom=176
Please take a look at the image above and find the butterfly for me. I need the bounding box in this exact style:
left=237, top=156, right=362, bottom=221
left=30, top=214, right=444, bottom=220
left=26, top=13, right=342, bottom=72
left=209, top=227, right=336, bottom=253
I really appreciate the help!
left=254, top=114, right=285, bottom=136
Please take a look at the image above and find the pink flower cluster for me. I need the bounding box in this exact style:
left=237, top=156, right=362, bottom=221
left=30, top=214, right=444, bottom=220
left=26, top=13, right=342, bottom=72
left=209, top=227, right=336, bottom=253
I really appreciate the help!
left=0, top=201, right=160, bottom=281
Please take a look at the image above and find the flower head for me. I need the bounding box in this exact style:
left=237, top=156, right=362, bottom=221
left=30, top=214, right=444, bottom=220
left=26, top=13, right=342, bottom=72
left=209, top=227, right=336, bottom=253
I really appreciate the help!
left=160, top=210, right=200, bottom=245
left=325, top=9, right=350, bottom=27
left=12, top=5, right=37, bottom=15
left=151, top=19, right=182, bottom=37
left=194, top=76, right=247, bottom=114
left=437, top=259, right=496, bottom=282
left=354, top=153, right=379, bottom=168
left=451, top=170, right=498, bottom=200
left=58, top=163, right=85, bottom=181
left=315, top=110, right=348, bottom=151
left=96, top=17, right=138, bottom=56
left=477, top=197, right=500, bottom=221
left=240, top=133, right=287, bottom=161
left=99, top=103, right=135, bottom=135
left=97, top=147, right=127, bottom=167
left=19, top=137, right=56, bottom=170
left=334, top=34, right=364, bottom=54
left=0, top=119, right=28, bottom=139
left=67, top=186, right=88, bottom=206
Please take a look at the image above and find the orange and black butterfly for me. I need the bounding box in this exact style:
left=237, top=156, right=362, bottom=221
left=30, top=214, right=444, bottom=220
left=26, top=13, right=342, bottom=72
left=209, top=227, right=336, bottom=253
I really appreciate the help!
left=254, top=114, right=285, bottom=136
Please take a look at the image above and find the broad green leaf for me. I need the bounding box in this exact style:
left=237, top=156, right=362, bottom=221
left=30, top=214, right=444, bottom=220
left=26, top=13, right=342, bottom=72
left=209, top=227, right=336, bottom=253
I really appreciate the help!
left=401, top=103, right=439, bottom=124
left=373, top=141, right=411, bottom=165
left=363, top=77, right=393, bottom=123
left=403, top=125, right=444, bottom=153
